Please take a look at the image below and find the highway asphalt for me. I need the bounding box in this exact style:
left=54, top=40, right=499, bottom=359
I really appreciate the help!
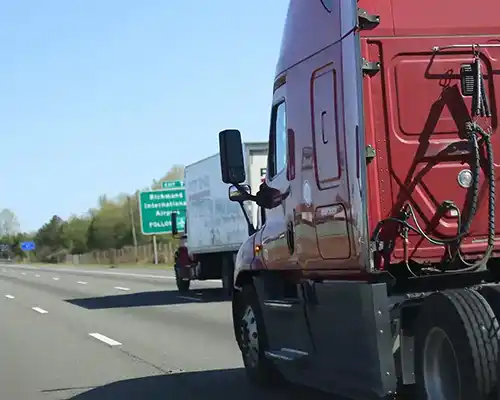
left=0, top=263, right=333, bottom=400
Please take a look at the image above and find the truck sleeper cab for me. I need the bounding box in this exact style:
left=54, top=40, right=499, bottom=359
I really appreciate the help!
left=219, top=0, right=500, bottom=399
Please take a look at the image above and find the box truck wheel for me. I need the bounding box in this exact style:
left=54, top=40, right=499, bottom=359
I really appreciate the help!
left=235, top=283, right=282, bottom=387
left=414, top=289, right=499, bottom=400
left=222, top=271, right=232, bottom=296
left=221, top=256, right=234, bottom=296
left=174, top=266, right=190, bottom=292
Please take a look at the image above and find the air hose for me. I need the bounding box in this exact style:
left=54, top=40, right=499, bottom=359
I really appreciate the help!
left=454, top=121, right=495, bottom=271
left=371, top=52, right=496, bottom=273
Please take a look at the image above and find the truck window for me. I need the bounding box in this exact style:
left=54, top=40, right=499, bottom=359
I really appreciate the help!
left=320, top=0, right=332, bottom=12
left=268, top=101, right=287, bottom=179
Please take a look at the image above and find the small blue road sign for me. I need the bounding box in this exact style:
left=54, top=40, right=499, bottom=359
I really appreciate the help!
left=20, top=241, right=36, bottom=252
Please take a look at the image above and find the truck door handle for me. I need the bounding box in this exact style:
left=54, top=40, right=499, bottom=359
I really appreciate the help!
left=286, top=221, right=295, bottom=255
left=321, top=111, right=328, bottom=144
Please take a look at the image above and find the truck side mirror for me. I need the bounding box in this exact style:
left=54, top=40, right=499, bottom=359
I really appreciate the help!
left=219, top=129, right=246, bottom=184
left=171, top=212, right=178, bottom=236
left=228, top=184, right=251, bottom=202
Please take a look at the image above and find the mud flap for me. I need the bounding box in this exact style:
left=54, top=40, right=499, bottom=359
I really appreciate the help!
left=175, top=264, right=194, bottom=280
left=301, top=281, right=397, bottom=399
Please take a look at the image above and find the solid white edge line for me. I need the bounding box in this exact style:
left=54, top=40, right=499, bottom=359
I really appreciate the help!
left=32, top=307, right=48, bottom=314
left=0, top=265, right=222, bottom=283
left=114, top=286, right=130, bottom=291
left=0, top=265, right=206, bottom=280
left=89, top=333, right=122, bottom=346
left=5, top=294, right=14, bottom=299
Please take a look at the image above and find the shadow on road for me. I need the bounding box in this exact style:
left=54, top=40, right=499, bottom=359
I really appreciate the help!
left=65, top=368, right=334, bottom=400
left=65, top=288, right=229, bottom=309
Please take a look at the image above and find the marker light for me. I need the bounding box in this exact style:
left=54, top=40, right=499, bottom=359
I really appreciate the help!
left=457, top=169, right=473, bottom=189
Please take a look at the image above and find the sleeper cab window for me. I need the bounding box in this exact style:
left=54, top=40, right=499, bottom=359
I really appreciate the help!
left=320, top=0, right=333, bottom=12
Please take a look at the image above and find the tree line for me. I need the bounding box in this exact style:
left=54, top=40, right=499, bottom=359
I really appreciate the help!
left=0, top=166, right=184, bottom=263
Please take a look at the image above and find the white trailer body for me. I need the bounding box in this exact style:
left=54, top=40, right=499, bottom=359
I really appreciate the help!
left=184, top=142, right=268, bottom=255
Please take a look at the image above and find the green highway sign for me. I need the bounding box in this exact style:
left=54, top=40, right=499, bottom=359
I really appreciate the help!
left=138, top=189, right=186, bottom=235
left=162, top=180, right=184, bottom=189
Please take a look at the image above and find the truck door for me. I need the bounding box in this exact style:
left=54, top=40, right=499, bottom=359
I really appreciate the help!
left=257, top=80, right=315, bottom=362
left=310, top=61, right=352, bottom=263
left=261, top=82, right=294, bottom=269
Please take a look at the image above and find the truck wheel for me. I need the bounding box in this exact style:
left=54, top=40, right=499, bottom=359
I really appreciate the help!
left=414, top=289, right=499, bottom=400
left=175, top=266, right=190, bottom=292
left=236, top=283, right=282, bottom=387
left=477, top=285, right=500, bottom=320
left=476, top=285, right=500, bottom=400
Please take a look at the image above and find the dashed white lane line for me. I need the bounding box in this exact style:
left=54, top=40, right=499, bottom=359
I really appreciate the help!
left=52, top=277, right=60, bottom=281
left=21, top=272, right=26, bottom=276
left=178, top=295, right=202, bottom=302
left=114, top=286, right=130, bottom=291
left=5, top=294, right=14, bottom=299
left=35, top=274, right=40, bottom=277
left=77, top=281, right=87, bottom=285
left=32, top=307, right=48, bottom=314
left=89, top=333, right=122, bottom=346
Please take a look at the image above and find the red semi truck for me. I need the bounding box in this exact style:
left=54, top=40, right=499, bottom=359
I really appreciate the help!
left=217, top=1, right=500, bottom=399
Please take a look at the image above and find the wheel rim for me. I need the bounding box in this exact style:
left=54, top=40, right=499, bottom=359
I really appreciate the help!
left=240, top=305, right=259, bottom=367
left=422, top=327, right=461, bottom=400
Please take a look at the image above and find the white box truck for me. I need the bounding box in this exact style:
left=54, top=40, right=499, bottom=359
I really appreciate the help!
left=172, top=142, right=268, bottom=294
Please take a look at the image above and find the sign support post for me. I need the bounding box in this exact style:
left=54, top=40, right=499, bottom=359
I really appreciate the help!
left=153, top=235, right=158, bottom=265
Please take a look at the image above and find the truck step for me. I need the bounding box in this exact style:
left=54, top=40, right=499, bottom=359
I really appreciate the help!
left=263, top=298, right=301, bottom=311
left=265, top=348, right=310, bottom=363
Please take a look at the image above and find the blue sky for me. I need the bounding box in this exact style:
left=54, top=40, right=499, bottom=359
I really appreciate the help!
left=0, top=0, right=288, bottom=232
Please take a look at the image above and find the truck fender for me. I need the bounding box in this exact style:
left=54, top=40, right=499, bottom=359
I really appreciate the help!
left=234, top=255, right=265, bottom=285
left=233, top=233, right=265, bottom=289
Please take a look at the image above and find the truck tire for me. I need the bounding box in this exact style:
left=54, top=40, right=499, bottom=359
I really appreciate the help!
left=174, top=266, right=190, bottom=292
left=477, top=285, right=500, bottom=321
left=235, top=283, right=282, bottom=387
left=414, top=289, right=499, bottom=400
left=476, top=285, right=500, bottom=400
